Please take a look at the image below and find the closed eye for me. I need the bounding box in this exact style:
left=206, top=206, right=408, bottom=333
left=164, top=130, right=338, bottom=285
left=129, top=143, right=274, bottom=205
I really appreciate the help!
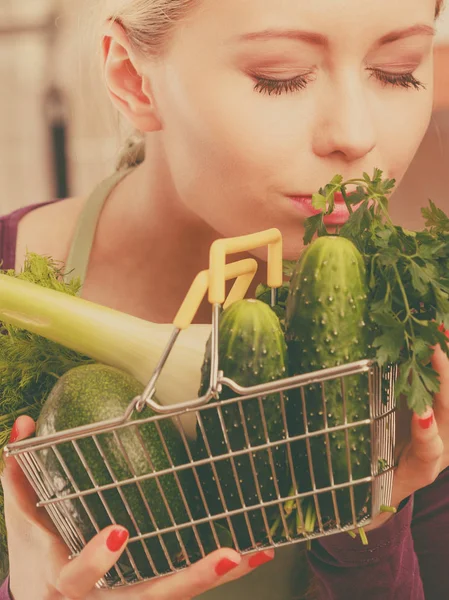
left=252, top=69, right=425, bottom=95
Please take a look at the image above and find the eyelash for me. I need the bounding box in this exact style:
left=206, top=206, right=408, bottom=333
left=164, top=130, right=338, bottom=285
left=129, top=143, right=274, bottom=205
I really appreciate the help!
left=253, top=69, right=425, bottom=96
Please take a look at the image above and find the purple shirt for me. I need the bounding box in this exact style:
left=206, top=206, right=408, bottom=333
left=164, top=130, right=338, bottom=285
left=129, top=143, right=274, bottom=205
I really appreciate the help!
left=309, top=467, right=449, bottom=599
left=0, top=579, right=11, bottom=600
left=0, top=200, right=63, bottom=270
left=1, top=202, right=449, bottom=599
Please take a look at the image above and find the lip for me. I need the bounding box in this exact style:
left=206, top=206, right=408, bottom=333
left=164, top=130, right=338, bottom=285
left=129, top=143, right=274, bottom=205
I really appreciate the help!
left=288, top=191, right=362, bottom=225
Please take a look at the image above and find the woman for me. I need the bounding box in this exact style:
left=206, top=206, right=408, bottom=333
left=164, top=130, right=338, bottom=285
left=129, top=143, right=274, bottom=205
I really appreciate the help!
left=0, top=0, right=448, bottom=598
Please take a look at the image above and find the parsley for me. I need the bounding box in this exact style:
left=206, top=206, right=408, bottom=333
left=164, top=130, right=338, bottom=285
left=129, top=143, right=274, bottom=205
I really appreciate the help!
left=263, top=168, right=449, bottom=414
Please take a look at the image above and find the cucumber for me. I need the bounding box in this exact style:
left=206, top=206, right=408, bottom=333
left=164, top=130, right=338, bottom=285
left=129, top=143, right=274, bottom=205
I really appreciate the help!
left=36, top=364, right=196, bottom=583
left=195, top=299, right=290, bottom=550
left=285, top=236, right=372, bottom=530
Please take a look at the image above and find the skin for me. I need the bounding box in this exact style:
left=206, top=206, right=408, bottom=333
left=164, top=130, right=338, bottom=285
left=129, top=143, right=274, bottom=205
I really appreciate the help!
left=3, top=0, right=449, bottom=597
left=16, top=0, right=437, bottom=325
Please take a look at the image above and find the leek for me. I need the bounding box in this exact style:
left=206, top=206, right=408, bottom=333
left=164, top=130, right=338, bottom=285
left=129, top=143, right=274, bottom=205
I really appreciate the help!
left=0, top=259, right=211, bottom=432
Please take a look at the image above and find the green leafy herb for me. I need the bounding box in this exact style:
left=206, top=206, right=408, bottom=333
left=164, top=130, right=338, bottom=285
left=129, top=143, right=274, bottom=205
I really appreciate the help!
left=261, top=168, right=449, bottom=415
left=322, top=169, right=449, bottom=414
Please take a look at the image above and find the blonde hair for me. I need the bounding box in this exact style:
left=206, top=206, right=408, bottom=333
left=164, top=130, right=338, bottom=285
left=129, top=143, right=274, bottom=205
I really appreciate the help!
left=111, top=0, right=446, bottom=171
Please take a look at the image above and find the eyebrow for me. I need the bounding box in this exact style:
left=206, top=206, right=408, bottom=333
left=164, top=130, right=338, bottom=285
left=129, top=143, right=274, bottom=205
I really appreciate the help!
left=233, top=24, right=436, bottom=48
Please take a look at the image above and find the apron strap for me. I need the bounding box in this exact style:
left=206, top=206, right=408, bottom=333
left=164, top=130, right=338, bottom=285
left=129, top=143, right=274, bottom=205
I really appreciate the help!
left=64, top=167, right=134, bottom=286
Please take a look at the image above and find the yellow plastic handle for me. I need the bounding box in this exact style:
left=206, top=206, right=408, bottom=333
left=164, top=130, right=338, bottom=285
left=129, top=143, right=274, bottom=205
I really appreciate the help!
left=173, top=258, right=258, bottom=330
left=209, top=228, right=283, bottom=304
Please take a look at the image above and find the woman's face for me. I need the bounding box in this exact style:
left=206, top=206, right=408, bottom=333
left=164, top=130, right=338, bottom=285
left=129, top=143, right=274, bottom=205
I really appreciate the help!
left=146, top=0, right=437, bottom=259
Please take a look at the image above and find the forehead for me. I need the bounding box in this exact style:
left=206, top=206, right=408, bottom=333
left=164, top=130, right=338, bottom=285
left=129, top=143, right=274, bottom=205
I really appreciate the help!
left=185, top=0, right=436, bottom=46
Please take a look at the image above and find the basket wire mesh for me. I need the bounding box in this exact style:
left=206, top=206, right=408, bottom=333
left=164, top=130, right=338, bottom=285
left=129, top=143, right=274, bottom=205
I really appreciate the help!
left=4, top=229, right=397, bottom=589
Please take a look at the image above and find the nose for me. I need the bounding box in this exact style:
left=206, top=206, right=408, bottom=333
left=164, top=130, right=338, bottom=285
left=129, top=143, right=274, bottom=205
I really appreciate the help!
left=312, top=71, right=377, bottom=163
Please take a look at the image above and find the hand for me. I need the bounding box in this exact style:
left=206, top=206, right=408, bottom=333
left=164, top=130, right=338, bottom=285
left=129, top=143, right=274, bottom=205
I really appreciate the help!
left=1, top=417, right=274, bottom=600
left=366, top=339, right=449, bottom=531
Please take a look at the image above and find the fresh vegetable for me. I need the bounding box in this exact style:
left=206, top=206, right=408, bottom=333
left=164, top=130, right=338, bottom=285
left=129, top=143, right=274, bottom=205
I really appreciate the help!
left=0, top=255, right=95, bottom=463
left=36, top=363, right=197, bottom=582
left=195, top=298, right=290, bottom=550
left=284, top=236, right=373, bottom=530
left=0, top=261, right=211, bottom=438
left=258, top=169, right=449, bottom=415
left=0, top=254, right=95, bottom=578
left=0, top=253, right=206, bottom=578
left=256, top=170, right=449, bottom=539
left=305, top=170, right=449, bottom=414
left=2, top=165, right=447, bottom=578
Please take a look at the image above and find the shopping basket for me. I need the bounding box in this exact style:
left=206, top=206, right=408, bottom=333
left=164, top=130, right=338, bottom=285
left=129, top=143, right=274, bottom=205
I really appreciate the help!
left=4, top=228, right=397, bottom=589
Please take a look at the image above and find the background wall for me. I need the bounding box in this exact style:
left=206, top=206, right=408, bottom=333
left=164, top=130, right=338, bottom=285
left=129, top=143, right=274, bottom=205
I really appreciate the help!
left=0, top=0, right=120, bottom=214
left=0, top=1, right=448, bottom=219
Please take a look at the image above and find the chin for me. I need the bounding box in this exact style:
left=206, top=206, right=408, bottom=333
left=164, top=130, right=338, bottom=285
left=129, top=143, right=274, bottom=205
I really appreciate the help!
left=279, top=239, right=306, bottom=262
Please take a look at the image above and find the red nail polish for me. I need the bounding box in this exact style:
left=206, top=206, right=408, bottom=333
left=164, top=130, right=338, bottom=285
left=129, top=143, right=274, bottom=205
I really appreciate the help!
left=419, top=410, right=434, bottom=430
left=9, top=421, right=19, bottom=443
left=248, top=551, right=274, bottom=569
left=215, top=558, right=239, bottom=576
left=106, top=528, right=129, bottom=552
left=438, top=323, right=449, bottom=339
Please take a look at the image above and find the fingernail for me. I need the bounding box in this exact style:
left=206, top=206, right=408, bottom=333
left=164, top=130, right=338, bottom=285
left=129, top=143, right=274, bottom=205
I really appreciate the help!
left=419, top=408, right=434, bottom=430
left=438, top=323, right=449, bottom=339
left=248, top=551, right=274, bottom=569
left=106, top=528, right=129, bottom=552
left=215, top=557, right=239, bottom=576
left=9, top=421, right=19, bottom=443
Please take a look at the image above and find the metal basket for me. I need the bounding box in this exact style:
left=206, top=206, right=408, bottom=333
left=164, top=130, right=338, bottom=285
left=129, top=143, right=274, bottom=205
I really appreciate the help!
left=4, top=229, right=397, bottom=590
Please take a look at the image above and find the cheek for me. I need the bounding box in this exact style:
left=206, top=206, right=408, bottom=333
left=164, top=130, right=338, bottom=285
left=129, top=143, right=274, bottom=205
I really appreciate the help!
left=160, top=72, right=308, bottom=198
left=377, top=83, right=434, bottom=183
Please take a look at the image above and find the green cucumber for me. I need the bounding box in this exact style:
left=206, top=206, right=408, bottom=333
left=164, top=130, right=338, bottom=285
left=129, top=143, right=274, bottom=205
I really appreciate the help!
left=195, top=299, right=289, bottom=550
left=285, top=236, right=372, bottom=530
left=36, top=364, right=196, bottom=583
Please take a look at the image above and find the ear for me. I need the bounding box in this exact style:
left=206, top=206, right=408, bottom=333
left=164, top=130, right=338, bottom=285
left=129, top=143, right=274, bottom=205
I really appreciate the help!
left=101, top=20, right=162, bottom=132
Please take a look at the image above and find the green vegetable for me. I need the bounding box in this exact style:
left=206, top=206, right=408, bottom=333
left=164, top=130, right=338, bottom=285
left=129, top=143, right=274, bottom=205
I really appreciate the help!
left=0, top=253, right=204, bottom=578
left=195, top=299, right=290, bottom=550
left=0, top=265, right=211, bottom=436
left=0, top=255, right=93, bottom=458
left=0, top=254, right=95, bottom=578
left=258, top=169, right=449, bottom=415
left=306, top=169, right=449, bottom=415
left=36, top=363, right=197, bottom=583
left=284, top=236, right=373, bottom=530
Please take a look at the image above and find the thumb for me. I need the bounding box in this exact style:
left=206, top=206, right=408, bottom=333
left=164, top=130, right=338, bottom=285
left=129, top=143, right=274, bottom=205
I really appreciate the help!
left=1, top=415, right=57, bottom=534
left=1, top=414, right=36, bottom=487
left=393, top=408, right=443, bottom=503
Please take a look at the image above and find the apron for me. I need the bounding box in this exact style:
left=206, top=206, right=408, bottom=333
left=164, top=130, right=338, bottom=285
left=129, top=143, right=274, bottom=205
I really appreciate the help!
left=64, top=168, right=310, bottom=600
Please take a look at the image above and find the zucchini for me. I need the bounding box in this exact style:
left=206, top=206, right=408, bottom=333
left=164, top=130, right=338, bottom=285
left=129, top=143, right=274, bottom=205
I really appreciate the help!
left=36, top=364, right=196, bottom=582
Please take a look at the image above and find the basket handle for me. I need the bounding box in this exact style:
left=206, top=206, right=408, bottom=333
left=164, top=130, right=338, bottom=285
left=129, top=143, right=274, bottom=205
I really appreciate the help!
left=208, top=228, right=283, bottom=305
left=173, top=258, right=258, bottom=330
left=136, top=230, right=283, bottom=413
left=173, top=228, right=283, bottom=329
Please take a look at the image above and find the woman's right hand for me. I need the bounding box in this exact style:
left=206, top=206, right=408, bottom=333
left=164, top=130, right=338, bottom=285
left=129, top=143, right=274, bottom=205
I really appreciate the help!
left=366, top=339, right=449, bottom=532
left=1, top=416, right=273, bottom=600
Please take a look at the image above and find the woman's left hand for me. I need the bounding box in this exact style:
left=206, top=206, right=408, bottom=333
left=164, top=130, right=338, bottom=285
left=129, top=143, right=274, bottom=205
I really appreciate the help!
left=366, top=338, right=449, bottom=531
